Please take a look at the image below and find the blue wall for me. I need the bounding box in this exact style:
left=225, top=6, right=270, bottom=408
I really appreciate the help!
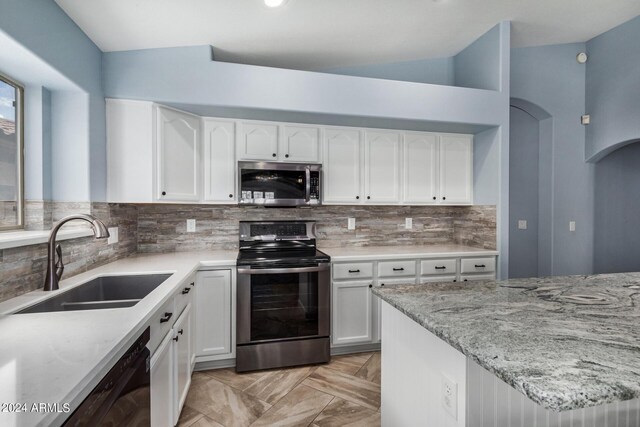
left=322, top=57, right=454, bottom=86
left=594, top=142, right=640, bottom=273
left=454, top=24, right=502, bottom=91
left=510, top=43, right=593, bottom=276
left=0, top=0, right=105, bottom=201
left=586, top=15, right=640, bottom=161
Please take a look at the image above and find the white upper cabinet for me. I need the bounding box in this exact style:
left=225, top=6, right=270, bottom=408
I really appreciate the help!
left=364, top=131, right=401, bottom=204
left=203, top=119, right=236, bottom=203
left=156, top=106, right=200, bottom=202
left=280, top=125, right=320, bottom=162
left=439, top=134, right=473, bottom=205
left=403, top=132, right=438, bottom=204
left=237, top=122, right=279, bottom=161
left=106, top=99, right=154, bottom=203
left=323, top=128, right=362, bottom=204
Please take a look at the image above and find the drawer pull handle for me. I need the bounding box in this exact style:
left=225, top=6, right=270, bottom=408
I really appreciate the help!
left=182, top=288, right=191, bottom=294
left=178, top=329, right=184, bottom=335
left=392, top=268, right=405, bottom=271
left=172, top=336, right=179, bottom=342
left=435, top=266, right=446, bottom=270
left=475, top=264, right=486, bottom=268
left=348, top=269, right=361, bottom=273
left=190, top=282, right=195, bottom=286
left=160, top=312, right=172, bottom=323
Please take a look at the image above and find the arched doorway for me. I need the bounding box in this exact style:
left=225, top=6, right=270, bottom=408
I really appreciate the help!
left=509, top=98, right=553, bottom=278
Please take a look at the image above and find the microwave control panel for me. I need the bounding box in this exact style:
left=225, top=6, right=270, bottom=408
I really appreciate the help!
left=310, top=171, right=320, bottom=200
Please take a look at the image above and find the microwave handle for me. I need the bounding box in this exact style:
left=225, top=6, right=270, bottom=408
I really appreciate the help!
left=305, top=167, right=311, bottom=203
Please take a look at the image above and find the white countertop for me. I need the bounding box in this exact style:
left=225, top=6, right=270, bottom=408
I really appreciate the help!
left=0, top=251, right=237, bottom=427
left=0, top=244, right=496, bottom=426
left=320, top=244, right=498, bottom=261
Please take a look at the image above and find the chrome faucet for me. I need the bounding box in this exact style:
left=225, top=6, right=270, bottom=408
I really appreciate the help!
left=44, top=214, right=110, bottom=291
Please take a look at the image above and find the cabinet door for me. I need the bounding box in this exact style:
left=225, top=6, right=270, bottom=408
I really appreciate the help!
left=106, top=99, right=154, bottom=203
left=323, top=128, right=362, bottom=204
left=332, top=280, right=372, bottom=346
left=195, top=270, right=233, bottom=358
left=280, top=125, right=320, bottom=162
left=364, top=131, right=401, bottom=203
left=173, top=305, right=192, bottom=424
left=439, top=135, right=473, bottom=204
left=403, top=132, right=438, bottom=204
left=156, top=107, right=200, bottom=201
left=151, top=332, right=174, bottom=427
left=203, top=119, right=236, bottom=203
left=237, top=122, right=279, bottom=161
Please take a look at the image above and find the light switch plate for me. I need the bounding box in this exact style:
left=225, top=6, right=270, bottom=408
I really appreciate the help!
left=347, top=218, right=356, bottom=230
left=187, top=219, right=196, bottom=233
left=518, top=220, right=527, bottom=230
left=405, top=218, right=413, bottom=229
left=569, top=221, right=576, bottom=232
left=107, top=227, right=119, bottom=245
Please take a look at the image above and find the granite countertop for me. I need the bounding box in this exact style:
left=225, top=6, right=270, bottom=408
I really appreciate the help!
left=0, top=251, right=237, bottom=427
left=372, top=273, right=640, bottom=412
left=320, top=244, right=498, bottom=261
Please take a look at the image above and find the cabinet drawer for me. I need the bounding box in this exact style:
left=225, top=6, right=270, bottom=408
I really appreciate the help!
left=149, top=297, right=176, bottom=355
left=460, top=257, right=496, bottom=274
left=378, top=260, right=416, bottom=277
left=174, top=277, right=195, bottom=317
left=421, top=259, right=457, bottom=276
left=419, top=276, right=458, bottom=284
left=460, top=274, right=496, bottom=282
left=333, top=262, right=374, bottom=280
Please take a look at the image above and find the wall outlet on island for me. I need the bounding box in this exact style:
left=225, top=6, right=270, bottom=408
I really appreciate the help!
left=107, top=227, right=119, bottom=245
left=187, top=219, right=196, bottom=233
left=441, top=374, right=458, bottom=420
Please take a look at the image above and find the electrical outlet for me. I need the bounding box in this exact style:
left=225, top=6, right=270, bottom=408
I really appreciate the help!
left=405, top=218, right=413, bottom=229
left=348, top=218, right=356, bottom=230
left=107, top=227, right=119, bottom=245
left=569, top=221, right=576, bottom=232
left=518, top=220, right=527, bottom=230
left=187, top=219, right=196, bottom=233
left=441, top=374, right=458, bottom=420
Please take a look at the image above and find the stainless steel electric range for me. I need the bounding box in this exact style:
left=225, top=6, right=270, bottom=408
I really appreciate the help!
left=236, top=220, right=331, bottom=372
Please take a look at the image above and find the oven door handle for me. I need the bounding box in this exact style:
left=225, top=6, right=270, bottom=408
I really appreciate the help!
left=237, top=264, right=330, bottom=275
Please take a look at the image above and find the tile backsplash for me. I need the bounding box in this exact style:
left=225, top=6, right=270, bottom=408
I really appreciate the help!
left=0, top=202, right=495, bottom=303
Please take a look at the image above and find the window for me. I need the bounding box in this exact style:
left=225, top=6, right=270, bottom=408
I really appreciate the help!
left=0, top=74, right=23, bottom=230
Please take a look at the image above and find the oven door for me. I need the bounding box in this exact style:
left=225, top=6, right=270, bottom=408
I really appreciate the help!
left=237, top=263, right=330, bottom=345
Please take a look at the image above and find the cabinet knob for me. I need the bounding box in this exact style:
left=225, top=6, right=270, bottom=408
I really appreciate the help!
left=160, top=312, right=172, bottom=323
left=356, top=196, right=360, bottom=200
left=178, top=329, right=184, bottom=335
left=172, top=336, right=179, bottom=342
left=367, top=196, right=371, bottom=200
left=442, top=197, right=446, bottom=200
left=272, top=153, right=277, bottom=157
left=190, top=282, right=195, bottom=286
left=182, top=288, right=191, bottom=294
left=433, top=196, right=436, bottom=200
left=285, top=154, right=289, bottom=158
left=381, top=283, right=385, bottom=286
left=161, top=191, right=166, bottom=196
left=368, top=284, right=373, bottom=288
left=229, top=194, right=233, bottom=198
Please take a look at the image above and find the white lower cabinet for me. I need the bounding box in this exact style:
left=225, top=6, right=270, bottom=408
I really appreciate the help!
left=173, top=305, right=193, bottom=424
left=150, top=288, right=195, bottom=427
left=332, top=280, right=373, bottom=346
left=194, top=270, right=234, bottom=360
left=151, top=332, right=174, bottom=427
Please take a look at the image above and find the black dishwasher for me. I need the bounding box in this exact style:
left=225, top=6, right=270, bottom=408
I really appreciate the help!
left=64, top=328, right=151, bottom=426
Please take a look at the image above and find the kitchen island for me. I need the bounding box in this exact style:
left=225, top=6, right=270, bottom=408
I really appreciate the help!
left=373, top=274, right=640, bottom=427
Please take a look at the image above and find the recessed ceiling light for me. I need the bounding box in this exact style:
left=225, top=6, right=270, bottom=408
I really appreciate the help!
left=265, top=0, right=287, bottom=7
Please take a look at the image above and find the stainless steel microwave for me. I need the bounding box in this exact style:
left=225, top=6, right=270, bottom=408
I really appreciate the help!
left=238, top=161, right=321, bottom=207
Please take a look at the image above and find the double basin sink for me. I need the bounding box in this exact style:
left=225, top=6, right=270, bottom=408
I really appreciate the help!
left=15, top=274, right=172, bottom=314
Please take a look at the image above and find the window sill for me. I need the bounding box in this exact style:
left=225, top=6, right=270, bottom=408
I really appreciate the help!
left=0, top=228, right=93, bottom=250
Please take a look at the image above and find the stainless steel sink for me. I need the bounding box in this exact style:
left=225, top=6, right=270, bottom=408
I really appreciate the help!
left=15, top=274, right=172, bottom=314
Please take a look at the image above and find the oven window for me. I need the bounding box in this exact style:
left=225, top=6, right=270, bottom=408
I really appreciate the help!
left=250, top=272, right=319, bottom=341
left=241, top=169, right=306, bottom=200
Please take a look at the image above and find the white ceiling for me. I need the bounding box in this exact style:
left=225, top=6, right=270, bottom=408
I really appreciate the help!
left=55, top=0, right=640, bottom=70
